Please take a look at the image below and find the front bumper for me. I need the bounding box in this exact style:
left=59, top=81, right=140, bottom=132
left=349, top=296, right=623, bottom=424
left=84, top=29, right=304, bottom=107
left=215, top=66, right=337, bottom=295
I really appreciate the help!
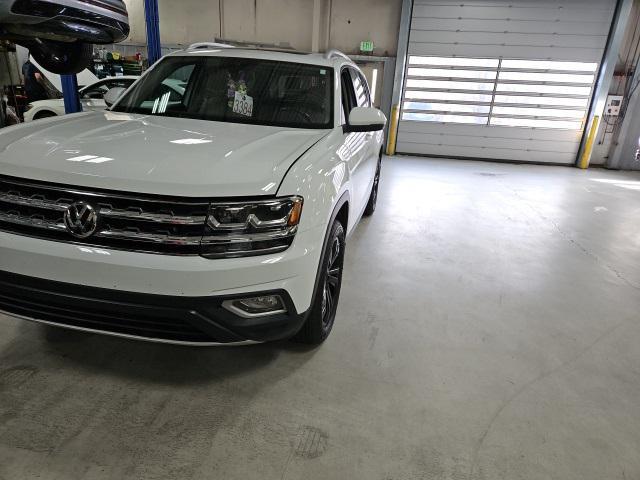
left=0, top=270, right=307, bottom=345
left=0, top=225, right=323, bottom=344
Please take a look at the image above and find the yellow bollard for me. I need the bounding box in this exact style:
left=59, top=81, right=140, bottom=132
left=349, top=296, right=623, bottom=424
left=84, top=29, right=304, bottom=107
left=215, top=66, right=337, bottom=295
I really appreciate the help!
left=579, top=115, right=600, bottom=169
left=386, top=104, right=400, bottom=156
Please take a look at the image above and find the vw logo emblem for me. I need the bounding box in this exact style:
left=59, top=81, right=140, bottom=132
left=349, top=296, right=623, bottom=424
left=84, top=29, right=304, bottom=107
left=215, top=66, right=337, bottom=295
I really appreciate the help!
left=63, top=202, right=99, bottom=238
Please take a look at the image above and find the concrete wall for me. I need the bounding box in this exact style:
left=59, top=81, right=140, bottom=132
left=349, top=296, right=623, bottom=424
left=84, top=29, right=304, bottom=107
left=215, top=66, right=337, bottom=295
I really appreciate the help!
left=329, top=0, right=400, bottom=56
left=122, top=0, right=401, bottom=56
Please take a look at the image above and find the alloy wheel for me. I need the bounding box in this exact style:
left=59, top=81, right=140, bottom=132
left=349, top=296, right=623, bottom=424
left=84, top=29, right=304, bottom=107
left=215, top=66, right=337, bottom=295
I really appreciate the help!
left=321, top=235, right=343, bottom=329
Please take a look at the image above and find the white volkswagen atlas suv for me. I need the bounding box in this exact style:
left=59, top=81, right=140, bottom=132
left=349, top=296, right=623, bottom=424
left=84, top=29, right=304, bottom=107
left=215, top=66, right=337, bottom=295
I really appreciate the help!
left=0, top=45, right=386, bottom=345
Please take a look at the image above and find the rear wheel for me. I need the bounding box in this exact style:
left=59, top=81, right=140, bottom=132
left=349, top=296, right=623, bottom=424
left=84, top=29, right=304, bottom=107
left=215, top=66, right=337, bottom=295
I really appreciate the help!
left=292, top=219, right=345, bottom=344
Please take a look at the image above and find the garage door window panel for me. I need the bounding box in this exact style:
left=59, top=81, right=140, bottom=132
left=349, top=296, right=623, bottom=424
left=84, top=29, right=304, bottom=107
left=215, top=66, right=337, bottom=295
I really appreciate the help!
left=404, top=91, right=494, bottom=103
left=405, top=79, right=495, bottom=91
left=500, top=59, right=599, bottom=72
left=407, top=68, right=497, bottom=80
left=498, top=71, right=594, bottom=84
left=402, top=54, right=596, bottom=129
left=403, top=102, right=490, bottom=114
left=402, top=113, right=488, bottom=124
left=408, top=56, right=499, bottom=68
left=496, top=83, right=592, bottom=96
left=493, top=95, right=589, bottom=108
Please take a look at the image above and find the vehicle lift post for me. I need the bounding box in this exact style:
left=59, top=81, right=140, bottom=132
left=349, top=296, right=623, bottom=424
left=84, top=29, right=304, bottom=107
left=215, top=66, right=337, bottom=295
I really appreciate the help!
left=61, top=74, right=82, bottom=114
left=61, top=0, right=161, bottom=113
left=144, top=0, right=162, bottom=66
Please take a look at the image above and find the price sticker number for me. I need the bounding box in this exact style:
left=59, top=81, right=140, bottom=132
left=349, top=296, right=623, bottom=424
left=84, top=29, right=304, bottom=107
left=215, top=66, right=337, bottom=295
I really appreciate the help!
left=233, top=92, right=253, bottom=117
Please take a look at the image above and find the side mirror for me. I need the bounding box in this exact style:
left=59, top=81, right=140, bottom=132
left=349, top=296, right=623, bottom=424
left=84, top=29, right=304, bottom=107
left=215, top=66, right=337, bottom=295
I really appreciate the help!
left=345, top=107, right=387, bottom=133
left=104, top=87, right=126, bottom=107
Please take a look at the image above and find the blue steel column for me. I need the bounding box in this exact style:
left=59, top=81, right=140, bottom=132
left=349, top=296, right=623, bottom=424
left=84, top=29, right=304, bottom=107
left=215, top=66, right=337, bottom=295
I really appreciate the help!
left=144, top=0, right=161, bottom=66
left=61, top=74, right=82, bottom=114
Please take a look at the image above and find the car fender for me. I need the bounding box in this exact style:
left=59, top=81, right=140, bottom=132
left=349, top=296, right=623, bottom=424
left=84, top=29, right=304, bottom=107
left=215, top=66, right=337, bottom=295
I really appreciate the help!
left=277, top=127, right=354, bottom=237
left=24, top=102, right=64, bottom=122
left=277, top=128, right=353, bottom=322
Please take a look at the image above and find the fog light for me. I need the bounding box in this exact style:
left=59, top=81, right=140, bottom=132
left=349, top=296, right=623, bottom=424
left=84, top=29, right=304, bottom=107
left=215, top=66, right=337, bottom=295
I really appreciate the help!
left=222, top=295, right=287, bottom=318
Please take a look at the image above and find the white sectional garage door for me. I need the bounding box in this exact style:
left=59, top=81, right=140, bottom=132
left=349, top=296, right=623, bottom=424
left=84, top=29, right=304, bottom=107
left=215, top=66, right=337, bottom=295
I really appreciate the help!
left=396, top=0, right=617, bottom=164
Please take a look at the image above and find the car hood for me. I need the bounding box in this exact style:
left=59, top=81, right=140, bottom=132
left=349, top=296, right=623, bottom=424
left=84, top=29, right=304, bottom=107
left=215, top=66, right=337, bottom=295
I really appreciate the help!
left=29, top=99, right=64, bottom=108
left=0, top=111, right=330, bottom=197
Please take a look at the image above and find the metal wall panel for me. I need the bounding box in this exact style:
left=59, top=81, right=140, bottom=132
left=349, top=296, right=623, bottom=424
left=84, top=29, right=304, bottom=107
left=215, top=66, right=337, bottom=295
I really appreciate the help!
left=397, top=0, right=617, bottom=163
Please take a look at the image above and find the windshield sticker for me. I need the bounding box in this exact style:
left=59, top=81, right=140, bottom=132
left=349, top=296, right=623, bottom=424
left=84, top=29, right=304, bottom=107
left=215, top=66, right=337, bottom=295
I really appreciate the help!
left=227, top=73, right=248, bottom=108
left=233, top=91, right=254, bottom=117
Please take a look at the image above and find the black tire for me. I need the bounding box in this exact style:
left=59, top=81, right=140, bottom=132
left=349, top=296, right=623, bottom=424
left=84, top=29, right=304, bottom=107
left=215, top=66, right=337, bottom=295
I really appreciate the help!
left=30, top=41, right=93, bottom=75
left=0, top=100, right=6, bottom=129
left=34, top=111, right=57, bottom=120
left=293, top=219, right=346, bottom=344
left=363, top=153, right=382, bottom=216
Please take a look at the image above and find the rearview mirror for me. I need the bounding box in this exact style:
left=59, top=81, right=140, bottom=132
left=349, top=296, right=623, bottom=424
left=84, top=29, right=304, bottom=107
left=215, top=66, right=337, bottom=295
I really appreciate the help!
left=345, top=107, right=387, bottom=133
left=104, top=87, right=126, bottom=107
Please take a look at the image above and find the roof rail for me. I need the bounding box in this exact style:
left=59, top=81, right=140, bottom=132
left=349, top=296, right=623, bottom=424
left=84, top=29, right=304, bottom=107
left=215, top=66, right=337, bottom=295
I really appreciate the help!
left=187, top=42, right=234, bottom=50
left=324, top=49, right=351, bottom=61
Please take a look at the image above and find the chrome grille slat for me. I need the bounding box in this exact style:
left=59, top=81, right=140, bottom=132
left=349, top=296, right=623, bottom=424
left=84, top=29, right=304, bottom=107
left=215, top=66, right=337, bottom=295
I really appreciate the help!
left=201, top=227, right=297, bottom=245
left=0, top=176, right=208, bottom=255
left=0, top=211, right=66, bottom=232
left=0, top=192, right=71, bottom=211
left=97, top=229, right=202, bottom=246
left=99, top=208, right=207, bottom=225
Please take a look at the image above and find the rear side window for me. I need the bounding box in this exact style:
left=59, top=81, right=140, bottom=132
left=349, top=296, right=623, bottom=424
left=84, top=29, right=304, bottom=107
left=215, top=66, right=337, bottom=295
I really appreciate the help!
left=350, top=69, right=371, bottom=108
left=340, top=69, right=357, bottom=124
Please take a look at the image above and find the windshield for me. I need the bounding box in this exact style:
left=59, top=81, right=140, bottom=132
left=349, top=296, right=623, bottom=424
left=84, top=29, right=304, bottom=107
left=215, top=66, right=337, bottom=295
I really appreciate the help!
left=112, top=56, right=334, bottom=129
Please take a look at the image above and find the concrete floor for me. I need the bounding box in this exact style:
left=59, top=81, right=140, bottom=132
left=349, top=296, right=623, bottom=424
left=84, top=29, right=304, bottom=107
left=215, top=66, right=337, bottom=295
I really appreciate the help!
left=1, top=156, right=640, bottom=480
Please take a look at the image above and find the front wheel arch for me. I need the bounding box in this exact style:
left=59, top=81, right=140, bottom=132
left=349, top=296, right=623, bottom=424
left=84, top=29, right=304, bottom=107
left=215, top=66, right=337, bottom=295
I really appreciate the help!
left=290, top=194, right=349, bottom=343
left=33, top=110, right=57, bottom=120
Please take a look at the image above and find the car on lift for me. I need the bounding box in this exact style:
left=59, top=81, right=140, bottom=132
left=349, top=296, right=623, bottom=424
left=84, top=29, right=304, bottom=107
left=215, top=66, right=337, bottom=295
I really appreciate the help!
left=0, top=0, right=129, bottom=74
left=0, top=45, right=386, bottom=346
left=24, top=75, right=138, bottom=121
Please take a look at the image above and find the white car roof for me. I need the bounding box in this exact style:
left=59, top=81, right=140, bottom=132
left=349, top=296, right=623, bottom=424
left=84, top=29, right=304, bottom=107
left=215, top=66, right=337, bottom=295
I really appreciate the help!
left=167, top=46, right=355, bottom=69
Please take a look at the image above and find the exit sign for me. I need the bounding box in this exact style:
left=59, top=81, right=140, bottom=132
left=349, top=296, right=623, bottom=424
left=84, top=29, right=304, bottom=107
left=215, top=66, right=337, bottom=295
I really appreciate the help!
left=360, top=41, right=374, bottom=53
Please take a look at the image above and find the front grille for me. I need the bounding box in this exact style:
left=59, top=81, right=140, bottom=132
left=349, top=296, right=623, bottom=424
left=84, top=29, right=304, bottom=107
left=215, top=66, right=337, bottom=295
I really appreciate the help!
left=0, top=287, right=215, bottom=343
left=0, top=175, right=209, bottom=255
left=0, top=271, right=227, bottom=343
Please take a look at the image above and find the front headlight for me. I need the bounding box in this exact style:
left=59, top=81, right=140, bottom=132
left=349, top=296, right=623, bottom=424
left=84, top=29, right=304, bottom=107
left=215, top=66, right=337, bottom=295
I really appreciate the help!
left=24, top=104, right=33, bottom=112
left=200, top=196, right=303, bottom=258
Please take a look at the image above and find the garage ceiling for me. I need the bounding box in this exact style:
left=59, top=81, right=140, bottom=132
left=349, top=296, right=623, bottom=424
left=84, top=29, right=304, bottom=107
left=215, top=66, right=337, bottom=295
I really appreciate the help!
left=396, top=0, right=617, bottom=164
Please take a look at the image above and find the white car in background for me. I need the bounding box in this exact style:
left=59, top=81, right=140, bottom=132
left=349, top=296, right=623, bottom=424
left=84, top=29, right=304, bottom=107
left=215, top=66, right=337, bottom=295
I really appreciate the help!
left=24, top=76, right=138, bottom=121
left=0, top=45, right=386, bottom=346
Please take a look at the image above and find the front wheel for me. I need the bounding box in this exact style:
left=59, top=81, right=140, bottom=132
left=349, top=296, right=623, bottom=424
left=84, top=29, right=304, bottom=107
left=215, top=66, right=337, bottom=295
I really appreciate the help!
left=292, top=219, right=346, bottom=344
